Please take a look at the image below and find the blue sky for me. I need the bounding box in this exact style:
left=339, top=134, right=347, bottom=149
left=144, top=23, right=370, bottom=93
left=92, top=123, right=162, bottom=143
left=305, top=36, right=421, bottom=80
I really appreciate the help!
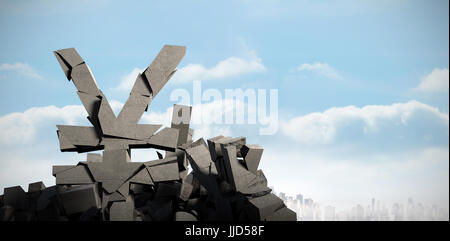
left=0, top=0, right=448, bottom=211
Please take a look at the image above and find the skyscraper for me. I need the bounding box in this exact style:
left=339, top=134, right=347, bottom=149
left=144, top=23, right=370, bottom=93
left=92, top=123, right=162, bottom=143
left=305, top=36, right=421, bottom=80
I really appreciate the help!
left=297, top=194, right=304, bottom=205
left=324, top=206, right=336, bottom=221
left=356, top=204, right=365, bottom=221
left=304, top=198, right=313, bottom=207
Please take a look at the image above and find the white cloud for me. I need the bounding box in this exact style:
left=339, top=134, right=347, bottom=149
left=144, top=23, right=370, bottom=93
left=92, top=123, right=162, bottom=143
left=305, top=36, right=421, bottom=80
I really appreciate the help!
left=0, top=62, right=41, bottom=79
left=414, top=68, right=449, bottom=93
left=111, top=51, right=266, bottom=91
left=109, top=99, right=125, bottom=117
left=281, top=100, right=449, bottom=144
left=111, top=67, right=145, bottom=92
left=172, top=56, right=266, bottom=83
left=298, top=62, right=342, bottom=80
left=0, top=105, right=87, bottom=145
left=140, top=106, right=172, bottom=126
left=3, top=99, right=447, bottom=149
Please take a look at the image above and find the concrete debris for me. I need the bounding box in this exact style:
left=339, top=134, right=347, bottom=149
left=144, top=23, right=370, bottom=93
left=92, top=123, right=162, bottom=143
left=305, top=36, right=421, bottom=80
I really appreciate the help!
left=0, top=45, right=295, bottom=221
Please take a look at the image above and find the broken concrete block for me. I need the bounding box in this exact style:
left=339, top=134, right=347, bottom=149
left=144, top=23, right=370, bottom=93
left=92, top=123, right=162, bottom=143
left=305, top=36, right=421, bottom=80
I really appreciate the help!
left=101, top=180, right=126, bottom=194
left=245, top=193, right=285, bottom=221
left=143, top=45, right=186, bottom=97
left=190, top=138, right=207, bottom=149
left=54, top=48, right=83, bottom=68
left=36, top=186, right=64, bottom=221
left=58, top=184, right=101, bottom=215
left=144, top=155, right=177, bottom=167
left=240, top=144, right=263, bottom=175
left=175, top=211, right=197, bottom=221
left=108, top=192, right=126, bottom=202
left=56, top=125, right=100, bottom=149
left=130, top=183, right=153, bottom=195
left=14, top=210, right=33, bottom=221
left=147, top=199, right=173, bottom=221
left=79, top=207, right=102, bottom=221
left=185, top=145, right=223, bottom=201
left=96, top=92, right=117, bottom=137
left=179, top=181, right=193, bottom=201
left=3, top=186, right=28, bottom=210
left=266, top=206, right=297, bottom=221
left=188, top=128, right=194, bottom=141
left=117, top=95, right=152, bottom=127
left=71, top=63, right=100, bottom=95
left=207, top=135, right=224, bottom=161
left=155, top=182, right=181, bottom=199
left=77, top=91, right=101, bottom=121
left=171, top=104, right=192, bottom=146
left=128, top=73, right=151, bottom=98
left=212, top=136, right=246, bottom=159
left=147, top=162, right=179, bottom=182
left=87, top=149, right=142, bottom=190
left=130, top=168, right=154, bottom=185
left=55, top=165, right=94, bottom=185
left=87, top=153, right=102, bottom=162
left=237, top=169, right=271, bottom=198
left=147, top=127, right=179, bottom=152
left=0, top=206, right=15, bottom=221
left=117, top=181, right=130, bottom=198
left=185, top=144, right=214, bottom=170
left=52, top=165, right=77, bottom=176
left=221, top=144, right=256, bottom=192
left=109, top=195, right=135, bottom=221
left=28, top=181, right=46, bottom=193
left=53, top=48, right=84, bottom=79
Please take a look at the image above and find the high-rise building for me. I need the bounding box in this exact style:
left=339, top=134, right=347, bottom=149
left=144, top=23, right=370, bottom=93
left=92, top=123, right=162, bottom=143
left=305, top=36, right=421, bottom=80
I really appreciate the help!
left=356, top=204, right=365, bottom=220
left=296, top=194, right=304, bottom=205
left=304, top=198, right=313, bottom=207
left=324, top=206, right=336, bottom=221
left=303, top=206, right=314, bottom=221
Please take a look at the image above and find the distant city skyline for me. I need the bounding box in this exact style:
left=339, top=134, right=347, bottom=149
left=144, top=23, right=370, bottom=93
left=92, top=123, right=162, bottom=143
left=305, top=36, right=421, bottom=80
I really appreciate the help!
left=271, top=187, right=449, bottom=221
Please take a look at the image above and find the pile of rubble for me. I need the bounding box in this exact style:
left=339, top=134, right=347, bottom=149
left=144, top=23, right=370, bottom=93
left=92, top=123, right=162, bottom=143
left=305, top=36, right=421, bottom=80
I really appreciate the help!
left=0, top=45, right=296, bottom=221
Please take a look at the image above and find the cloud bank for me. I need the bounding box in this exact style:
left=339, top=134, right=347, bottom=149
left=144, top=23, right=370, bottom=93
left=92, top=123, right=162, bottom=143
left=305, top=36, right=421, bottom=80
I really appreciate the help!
left=281, top=100, right=449, bottom=145
left=111, top=67, right=145, bottom=93
left=414, top=68, right=449, bottom=93
left=0, top=105, right=87, bottom=145
left=111, top=53, right=266, bottom=94
left=298, top=62, right=342, bottom=80
left=0, top=62, right=42, bottom=79
left=172, top=56, right=266, bottom=83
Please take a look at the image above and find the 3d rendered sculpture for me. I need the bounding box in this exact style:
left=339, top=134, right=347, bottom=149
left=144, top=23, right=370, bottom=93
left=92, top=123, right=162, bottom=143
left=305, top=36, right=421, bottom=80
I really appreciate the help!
left=0, top=45, right=296, bottom=221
